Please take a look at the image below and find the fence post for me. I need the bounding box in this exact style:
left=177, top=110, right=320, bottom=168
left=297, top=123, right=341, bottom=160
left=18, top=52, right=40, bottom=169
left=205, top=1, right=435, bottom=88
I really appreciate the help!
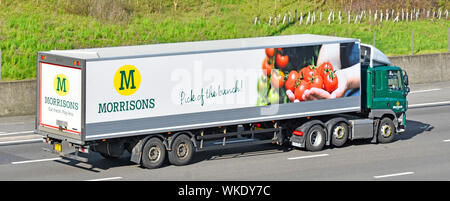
left=373, top=31, right=376, bottom=47
left=448, top=27, right=450, bottom=52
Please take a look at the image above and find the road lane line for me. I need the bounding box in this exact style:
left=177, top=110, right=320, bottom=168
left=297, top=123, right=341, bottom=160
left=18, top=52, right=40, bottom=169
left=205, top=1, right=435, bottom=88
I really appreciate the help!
left=374, top=172, right=414, bottom=179
left=11, top=157, right=61, bottom=165
left=86, top=177, right=123, bottom=181
left=288, top=154, right=329, bottom=160
left=409, top=88, right=441, bottom=94
left=0, top=138, right=42, bottom=145
left=0, top=131, right=34, bottom=136
left=408, top=101, right=450, bottom=109
left=443, top=139, right=450, bottom=142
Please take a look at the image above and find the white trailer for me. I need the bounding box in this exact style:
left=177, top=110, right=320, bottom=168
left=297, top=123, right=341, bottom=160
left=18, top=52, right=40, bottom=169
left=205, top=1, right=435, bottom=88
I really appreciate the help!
left=36, top=34, right=408, bottom=168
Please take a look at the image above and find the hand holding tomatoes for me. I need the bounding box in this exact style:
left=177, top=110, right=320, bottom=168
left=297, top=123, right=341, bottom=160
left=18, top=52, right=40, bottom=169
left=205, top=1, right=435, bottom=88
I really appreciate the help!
left=290, top=62, right=343, bottom=102
left=261, top=48, right=346, bottom=105
left=302, top=68, right=345, bottom=101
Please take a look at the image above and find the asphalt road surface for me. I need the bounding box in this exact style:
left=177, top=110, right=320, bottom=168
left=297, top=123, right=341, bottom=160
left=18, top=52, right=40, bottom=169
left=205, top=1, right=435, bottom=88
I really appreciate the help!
left=0, top=81, right=449, bottom=181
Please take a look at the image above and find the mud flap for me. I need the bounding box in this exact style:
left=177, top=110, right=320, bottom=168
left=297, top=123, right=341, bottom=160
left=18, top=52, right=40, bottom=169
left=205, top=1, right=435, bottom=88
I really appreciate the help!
left=130, top=139, right=144, bottom=164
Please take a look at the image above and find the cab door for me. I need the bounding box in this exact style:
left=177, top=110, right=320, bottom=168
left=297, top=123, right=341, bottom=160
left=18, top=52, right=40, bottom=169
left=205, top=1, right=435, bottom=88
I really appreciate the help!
left=386, top=69, right=407, bottom=113
left=372, top=67, right=407, bottom=113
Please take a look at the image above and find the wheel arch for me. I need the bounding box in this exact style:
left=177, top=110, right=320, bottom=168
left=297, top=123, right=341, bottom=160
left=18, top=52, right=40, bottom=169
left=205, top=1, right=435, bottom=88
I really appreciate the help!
left=294, top=119, right=327, bottom=146
left=129, top=133, right=169, bottom=165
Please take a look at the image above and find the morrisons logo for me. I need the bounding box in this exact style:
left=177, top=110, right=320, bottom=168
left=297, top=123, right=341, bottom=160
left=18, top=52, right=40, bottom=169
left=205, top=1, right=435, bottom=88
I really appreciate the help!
left=53, top=74, right=70, bottom=96
left=98, top=64, right=156, bottom=114
left=114, top=65, right=141, bottom=96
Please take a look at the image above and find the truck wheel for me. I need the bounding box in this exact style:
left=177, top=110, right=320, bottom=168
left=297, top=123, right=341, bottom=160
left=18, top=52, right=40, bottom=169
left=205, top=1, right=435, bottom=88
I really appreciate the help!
left=377, top=118, right=396, bottom=143
left=331, top=122, right=348, bottom=147
left=168, top=135, right=195, bottom=166
left=141, top=137, right=167, bottom=169
left=305, top=125, right=326, bottom=152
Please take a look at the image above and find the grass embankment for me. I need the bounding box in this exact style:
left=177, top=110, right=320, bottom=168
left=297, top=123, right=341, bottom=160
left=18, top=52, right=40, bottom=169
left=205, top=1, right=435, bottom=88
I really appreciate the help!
left=0, top=0, right=448, bottom=80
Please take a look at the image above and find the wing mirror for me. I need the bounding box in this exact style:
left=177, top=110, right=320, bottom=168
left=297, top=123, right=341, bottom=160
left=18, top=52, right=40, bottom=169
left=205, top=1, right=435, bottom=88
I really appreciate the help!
left=403, top=71, right=409, bottom=86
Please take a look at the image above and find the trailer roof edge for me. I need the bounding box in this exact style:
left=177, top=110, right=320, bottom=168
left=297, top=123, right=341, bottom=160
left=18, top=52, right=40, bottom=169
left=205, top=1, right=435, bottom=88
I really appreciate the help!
left=41, top=34, right=360, bottom=62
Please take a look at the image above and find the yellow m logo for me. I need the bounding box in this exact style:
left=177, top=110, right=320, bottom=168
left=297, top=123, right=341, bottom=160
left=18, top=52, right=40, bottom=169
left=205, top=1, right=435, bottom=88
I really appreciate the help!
left=114, top=65, right=141, bottom=96
left=53, top=74, right=70, bottom=96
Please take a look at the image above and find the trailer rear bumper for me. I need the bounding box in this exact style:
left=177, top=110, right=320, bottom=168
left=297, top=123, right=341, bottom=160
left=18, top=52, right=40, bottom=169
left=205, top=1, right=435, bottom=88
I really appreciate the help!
left=41, top=137, right=89, bottom=163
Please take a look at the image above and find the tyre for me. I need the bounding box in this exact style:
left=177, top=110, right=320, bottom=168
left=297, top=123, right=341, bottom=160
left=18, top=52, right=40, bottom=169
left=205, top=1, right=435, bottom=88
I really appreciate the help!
left=377, top=117, right=396, bottom=143
left=305, top=125, right=326, bottom=152
left=168, top=134, right=195, bottom=166
left=141, top=137, right=167, bottom=169
left=330, top=122, right=349, bottom=147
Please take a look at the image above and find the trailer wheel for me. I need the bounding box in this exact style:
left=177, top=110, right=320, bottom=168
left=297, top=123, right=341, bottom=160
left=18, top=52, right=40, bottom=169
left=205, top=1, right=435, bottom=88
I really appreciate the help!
left=330, top=122, right=349, bottom=147
left=168, top=134, right=195, bottom=166
left=141, top=137, right=167, bottom=169
left=305, top=125, right=326, bottom=152
left=377, top=117, right=396, bottom=143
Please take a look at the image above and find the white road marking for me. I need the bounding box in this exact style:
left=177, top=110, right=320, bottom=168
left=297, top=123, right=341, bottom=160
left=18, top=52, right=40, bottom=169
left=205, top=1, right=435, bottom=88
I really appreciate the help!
left=0, top=130, right=34, bottom=136
left=409, top=88, right=441, bottom=94
left=86, top=177, right=123, bottom=181
left=287, top=154, right=329, bottom=160
left=374, top=172, right=414, bottom=179
left=408, top=101, right=450, bottom=108
left=443, top=139, right=450, bottom=142
left=11, top=157, right=61, bottom=165
left=0, top=138, right=42, bottom=145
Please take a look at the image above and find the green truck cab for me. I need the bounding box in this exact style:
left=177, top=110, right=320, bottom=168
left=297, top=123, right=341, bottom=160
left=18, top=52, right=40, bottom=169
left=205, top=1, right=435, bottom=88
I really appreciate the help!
left=361, top=44, right=409, bottom=134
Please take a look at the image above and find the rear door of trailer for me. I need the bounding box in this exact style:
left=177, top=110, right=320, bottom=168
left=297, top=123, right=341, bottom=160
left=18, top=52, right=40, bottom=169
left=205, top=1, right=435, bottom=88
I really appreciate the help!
left=36, top=56, right=85, bottom=144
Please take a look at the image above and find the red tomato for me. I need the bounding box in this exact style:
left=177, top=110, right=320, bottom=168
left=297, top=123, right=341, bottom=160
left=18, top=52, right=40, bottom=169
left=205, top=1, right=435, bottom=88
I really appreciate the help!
left=285, top=70, right=299, bottom=92
left=265, top=48, right=275, bottom=58
left=316, top=64, right=324, bottom=78
left=301, top=65, right=317, bottom=81
left=309, top=75, right=324, bottom=89
left=271, top=69, right=285, bottom=89
left=322, top=62, right=334, bottom=73
left=323, top=71, right=338, bottom=93
left=317, top=62, right=334, bottom=78
left=299, top=67, right=307, bottom=80
left=276, top=53, right=289, bottom=68
left=262, top=57, right=273, bottom=76
left=294, top=80, right=310, bottom=101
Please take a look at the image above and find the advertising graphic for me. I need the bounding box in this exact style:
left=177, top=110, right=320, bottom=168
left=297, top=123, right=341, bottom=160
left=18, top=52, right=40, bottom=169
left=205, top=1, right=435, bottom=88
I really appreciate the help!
left=85, top=42, right=360, bottom=124
left=257, top=42, right=361, bottom=106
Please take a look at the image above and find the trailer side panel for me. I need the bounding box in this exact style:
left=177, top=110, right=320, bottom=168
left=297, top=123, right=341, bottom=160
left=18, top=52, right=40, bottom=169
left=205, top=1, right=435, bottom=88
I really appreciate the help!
left=84, top=42, right=361, bottom=140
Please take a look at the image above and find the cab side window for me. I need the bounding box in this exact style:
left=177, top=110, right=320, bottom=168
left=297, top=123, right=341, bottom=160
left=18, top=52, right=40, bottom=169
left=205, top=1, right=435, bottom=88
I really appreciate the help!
left=387, top=70, right=402, bottom=91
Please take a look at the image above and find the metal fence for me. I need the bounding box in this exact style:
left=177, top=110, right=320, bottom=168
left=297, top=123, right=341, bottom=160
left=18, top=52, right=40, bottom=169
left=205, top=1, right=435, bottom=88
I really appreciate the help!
left=254, top=8, right=449, bottom=26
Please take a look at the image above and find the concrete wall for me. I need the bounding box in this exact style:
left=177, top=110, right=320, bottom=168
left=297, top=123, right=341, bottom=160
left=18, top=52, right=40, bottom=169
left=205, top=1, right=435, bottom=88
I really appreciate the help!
left=0, top=52, right=449, bottom=117
left=0, top=79, right=36, bottom=117
left=390, top=52, right=450, bottom=84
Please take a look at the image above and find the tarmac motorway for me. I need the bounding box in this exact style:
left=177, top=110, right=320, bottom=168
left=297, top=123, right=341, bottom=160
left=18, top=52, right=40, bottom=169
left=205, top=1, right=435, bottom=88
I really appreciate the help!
left=0, top=81, right=449, bottom=181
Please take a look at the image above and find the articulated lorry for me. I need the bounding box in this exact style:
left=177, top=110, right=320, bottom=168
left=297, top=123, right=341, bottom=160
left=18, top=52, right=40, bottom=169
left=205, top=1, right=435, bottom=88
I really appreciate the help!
left=36, top=34, right=409, bottom=168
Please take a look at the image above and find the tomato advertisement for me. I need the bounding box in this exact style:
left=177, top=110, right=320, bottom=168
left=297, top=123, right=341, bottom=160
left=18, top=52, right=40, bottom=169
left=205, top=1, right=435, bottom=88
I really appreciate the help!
left=257, top=42, right=361, bottom=106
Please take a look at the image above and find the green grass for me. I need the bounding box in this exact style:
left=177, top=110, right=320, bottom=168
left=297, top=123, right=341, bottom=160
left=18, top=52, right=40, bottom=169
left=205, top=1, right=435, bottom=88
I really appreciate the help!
left=0, top=0, right=448, bottom=80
